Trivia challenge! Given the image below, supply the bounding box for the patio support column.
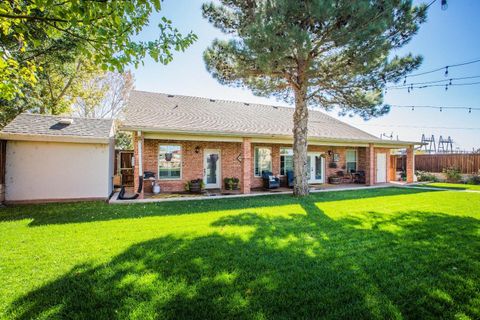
[366,143,375,186]
[133,131,145,199]
[406,145,415,183]
[241,138,252,194]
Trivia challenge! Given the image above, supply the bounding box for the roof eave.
[0,132,111,144]
[119,125,421,147]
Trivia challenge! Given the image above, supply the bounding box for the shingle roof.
[1,114,114,141]
[123,90,382,142]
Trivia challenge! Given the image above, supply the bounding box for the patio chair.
[286,170,294,188]
[353,170,366,184]
[262,171,280,189]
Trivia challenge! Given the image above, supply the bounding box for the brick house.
[121,90,417,197]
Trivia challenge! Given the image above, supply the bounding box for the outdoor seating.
[353,170,366,184]
[286,170,294,188]
[262,170,280,189]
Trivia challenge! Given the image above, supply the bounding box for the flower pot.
[329,176,342,184]
[190,180,202,193]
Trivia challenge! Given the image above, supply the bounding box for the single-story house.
[121,90,418,198]
[0,114,115,203]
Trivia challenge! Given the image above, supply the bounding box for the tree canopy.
[0,0,197,101]
[203,0,427,195]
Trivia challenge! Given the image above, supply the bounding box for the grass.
[0,187,479,319]
[420,182,480,191]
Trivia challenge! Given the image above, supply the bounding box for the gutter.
[0,132,111,144]
[119,125,422,147]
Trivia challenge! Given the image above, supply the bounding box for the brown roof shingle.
[122,90,381,142]
[1,114,114,140]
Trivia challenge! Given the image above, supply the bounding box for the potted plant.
[328,174,342,184]
[185,179,205,193]
[328,162,337,169]
[232,177,239,190]
[224,177,240,190]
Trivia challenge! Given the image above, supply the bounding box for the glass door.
[307,153,324,184]
[203,149,221,189]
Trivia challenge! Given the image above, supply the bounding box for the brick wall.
[142,139,242,193]
[139,139,377,193]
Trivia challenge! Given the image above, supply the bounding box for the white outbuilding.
[0,114,115,203]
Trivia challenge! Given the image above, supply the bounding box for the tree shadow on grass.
[0,187,438,227]
[6,203,479,319]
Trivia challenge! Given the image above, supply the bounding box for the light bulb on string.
[444,66,449,77]
[441,0,448,10]
[469,108,472,113]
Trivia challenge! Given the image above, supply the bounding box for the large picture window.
[254,147,272,176]
[158,145,182,179]
[346,150,357,173]
[280,148,293,175]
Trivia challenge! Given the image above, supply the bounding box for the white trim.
[345,149,358,173]
[376,153,387,183]
[254,146,272,177]
[307,152,325,184]
[123,127,421,147]
[157,144,182,180]
[0,132,110,144]
[203,149,221,189]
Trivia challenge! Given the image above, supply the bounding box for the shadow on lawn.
[0,187,438,227]
[6,202,479,319]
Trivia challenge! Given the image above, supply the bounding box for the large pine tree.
[202,0,427,196]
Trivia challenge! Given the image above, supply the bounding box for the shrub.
[416,171,439,182]
[443,167,462,183]
[467,171,480,185]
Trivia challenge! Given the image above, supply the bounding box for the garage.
[0,114,115,203]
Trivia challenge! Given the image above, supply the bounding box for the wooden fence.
[396,153,480,174]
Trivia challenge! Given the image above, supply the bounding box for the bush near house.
[443,167,462,183]
[416,171,439,182]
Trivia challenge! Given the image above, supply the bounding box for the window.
[346,150,357,173]
[280,148,294,175]
[254,147,272,176]
[158,145,182,179]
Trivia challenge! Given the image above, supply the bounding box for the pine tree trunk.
[292,86,309,196]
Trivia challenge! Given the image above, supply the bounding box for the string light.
[389,104,480,113]
[441,0,448,10]
[444,66,449,77]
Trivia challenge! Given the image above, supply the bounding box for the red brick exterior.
[136,138,393,193]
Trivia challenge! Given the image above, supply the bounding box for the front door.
[307,153,324,184]
[204,149,221,189]
[376,153,387,183]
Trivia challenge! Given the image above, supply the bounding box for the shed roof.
[0,114,114,144]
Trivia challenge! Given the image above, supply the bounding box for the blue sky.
[132,0,480,150]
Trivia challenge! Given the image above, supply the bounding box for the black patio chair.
[286,170,294,188]
[262,171,280,189]
[353,170,366,184]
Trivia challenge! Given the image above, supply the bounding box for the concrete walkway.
[109,183,408,204]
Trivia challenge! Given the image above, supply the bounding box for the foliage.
[443,166,462,183]
[72,71,134,119]
[224,177,240,190]
[0,0,197,101]
[416,171,439,182]
[115,131,133,150]
[467,171,480,185]
[0,188,479,319]
[184,179,205,192]
[202,0,427,195]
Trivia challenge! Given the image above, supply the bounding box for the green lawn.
[0,187,479,319]
[422,182,480,191]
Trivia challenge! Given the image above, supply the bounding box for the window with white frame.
[254,147,272,176]
[158,145,182,179]
[280,147,294,175]
[346,150,357,173]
